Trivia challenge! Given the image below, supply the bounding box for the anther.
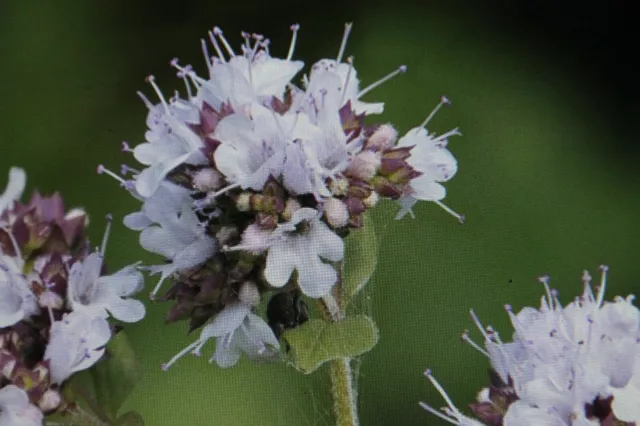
[213,27,235,57]
[207,30,226,62]
[421,95,452,128]
[100,214,113,256]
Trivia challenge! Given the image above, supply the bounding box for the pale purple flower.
[422,266,640,425]
[161,283,279,370]
[0,385,43,426]
[0,255,38,328]
[67,252,145,323]
[264,208,344,298]
[134,184,216,299]
[44,311,111,384]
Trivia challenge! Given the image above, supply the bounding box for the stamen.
[201,39,213,75]
[461,330,490,357]
[145,75,170,114]
[433,128,463,146]
[419,402,457,425]
[47,304,55,325]
[357,65,407,98]
[121,164,140,175]
[136,91,154,109]
[433,200,465,224]
[422,370,464,421]
[538,275,554,310]
[149,274,169,300]
[97,165,125,185]
[420,95,452,128]
[100,214,113,257]
[596,265,609,307]
[161,341,200,371]
[340,56,355,106]
[212,183,241,199]
[213,27,235,57]
[262,38,271,55]
[336,22,354,63]
[121,141,133,153]
[207,30,226,62]
[469,309,491,342]
[287,24,300,61]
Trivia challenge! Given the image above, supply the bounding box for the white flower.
[181,26,303,111]
[0,385,43,426]
[264,208,344,298]
[135,184,216,298]
[162,283,279,370]
[430,267,640,425]
[133,82,208,198]
[395,124,460,220]
[67,252,146,323]
[0,255,39,328]
[214,103,332,195]
[0,167,25,215]
[44,311,111,384]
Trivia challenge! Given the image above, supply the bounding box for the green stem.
[322,290,359,426]
[329,357,359,426]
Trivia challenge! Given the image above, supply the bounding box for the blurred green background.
[0,1,636,425]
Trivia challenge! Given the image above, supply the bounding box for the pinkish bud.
[347,151,381,181]
[193,168,223,192]
[282,198,301,221]
[324,198,349,228]
[366,124,397,151]
[38,290,64,310]
[38,389,62,412]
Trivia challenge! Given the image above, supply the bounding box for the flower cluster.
[101,23,461,369]
[421,267,640,425]
[0,168,145,425]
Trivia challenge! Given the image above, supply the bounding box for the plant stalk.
[322,289,359,426]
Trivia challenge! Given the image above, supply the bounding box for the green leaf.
[117,411,145,426]
[283,315,379,374]
[89,331,143,421]
[342,212,378,307]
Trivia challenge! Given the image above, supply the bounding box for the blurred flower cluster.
[102,23,461,370]
[0,168,145,425]
[422,267,640,425]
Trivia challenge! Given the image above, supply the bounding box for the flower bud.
[193,168,223,192]
[38,290,64,310]
[38,389,62,412]
[366,124,397,151]
[328,177,349,196]
[347,151,380,181]
[236,192,252,212]
[324,198,349,228]
[363,191,379,208]
[239,281,261,307]
[282,198,301,221]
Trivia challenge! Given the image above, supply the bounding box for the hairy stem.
[330,356,359,426]
[322,289,359,426]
